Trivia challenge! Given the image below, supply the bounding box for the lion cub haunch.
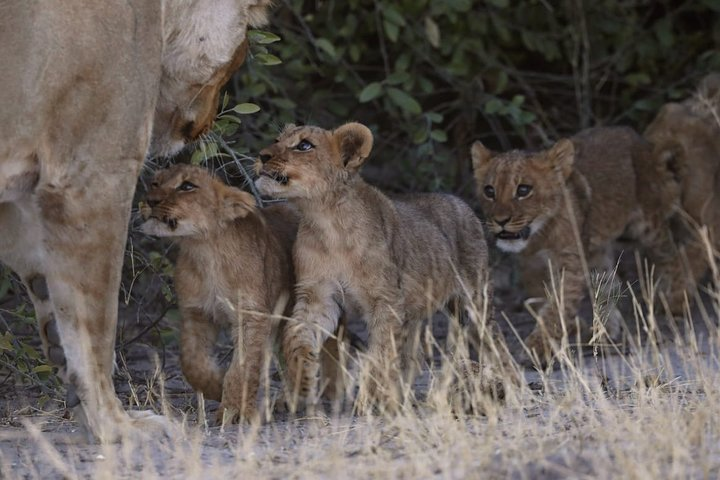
[141,164,298,422]
[644,73,720,312]
[472,127,675,362]
[256,122,511,410]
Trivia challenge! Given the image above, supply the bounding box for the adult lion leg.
[283,281,341,411]
[33,170,165,442]
[219,312,272,423]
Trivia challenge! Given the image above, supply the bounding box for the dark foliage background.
[1,0,718,397]
[226,0,720,196]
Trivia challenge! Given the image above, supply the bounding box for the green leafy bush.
[221,0,719,194]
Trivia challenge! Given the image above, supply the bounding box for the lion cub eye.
[483,185,495,200]
[294,139,314,152]
[150,181,159,188]
[516,184,532,198]
[177,181,198,192]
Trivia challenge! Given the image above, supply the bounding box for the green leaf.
[383,20,400,42]
[190,149,207,165]
[387,88,422,115]
[386,72,411,85]
[232,103,261,114]
[430,129,448,143]
[494,70,509,94]
[358,82,383,103]
[412,128,429,144]
[32,364,53,374]
[484,98,503,114]
[654,18,674,48]
[201,142,218,158]
[221,92,230,110]
[349,44,361,62]
[382,6,406,26]
[255,53,282,66]
[394,54,411,72]
[248,30,282,44]
[315,38,337,59]
[21,342,40,360]
[424,17,440,48]
[426,112,443,123]
[0,333,12,351]
[488,0,509,7]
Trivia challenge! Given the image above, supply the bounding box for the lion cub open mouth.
[496,227,531,241]
[260,170,288,185]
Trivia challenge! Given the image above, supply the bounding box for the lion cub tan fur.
[644,73,720,312]
[472,127,677,362]
[141,164,298,422]
[255,122,511,409]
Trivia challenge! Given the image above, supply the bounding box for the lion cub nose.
[147,198,160,208]
[496,217,511,227]
[259,153,272,164]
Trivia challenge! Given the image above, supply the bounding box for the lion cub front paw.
[521,328,557,368]
[216,403,259,425]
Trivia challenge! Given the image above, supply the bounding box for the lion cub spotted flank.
[472,127,677,363]
[140,164,298,422]
[256,122,513,410]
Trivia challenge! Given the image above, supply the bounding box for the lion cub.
[472,127,677,363]
[140,164,299,422]
[255,122,513,410]
[644,73,720,313]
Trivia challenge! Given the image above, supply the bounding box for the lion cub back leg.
[318,314,353,405]
[219,312,273,423]
[179,307,223,401]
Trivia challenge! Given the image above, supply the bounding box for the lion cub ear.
[333,122,374,170]
[547,138,575,179]
[220,186,256,221]
[470,141,494,173]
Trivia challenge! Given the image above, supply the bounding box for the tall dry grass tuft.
[4,229,720,477]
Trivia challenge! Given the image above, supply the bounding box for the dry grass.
[2,244,720,479]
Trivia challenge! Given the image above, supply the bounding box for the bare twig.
[211,132,265,208]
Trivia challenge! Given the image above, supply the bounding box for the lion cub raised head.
[140,164,256,237]
[471,139,575,253]
[254,123,373,199]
